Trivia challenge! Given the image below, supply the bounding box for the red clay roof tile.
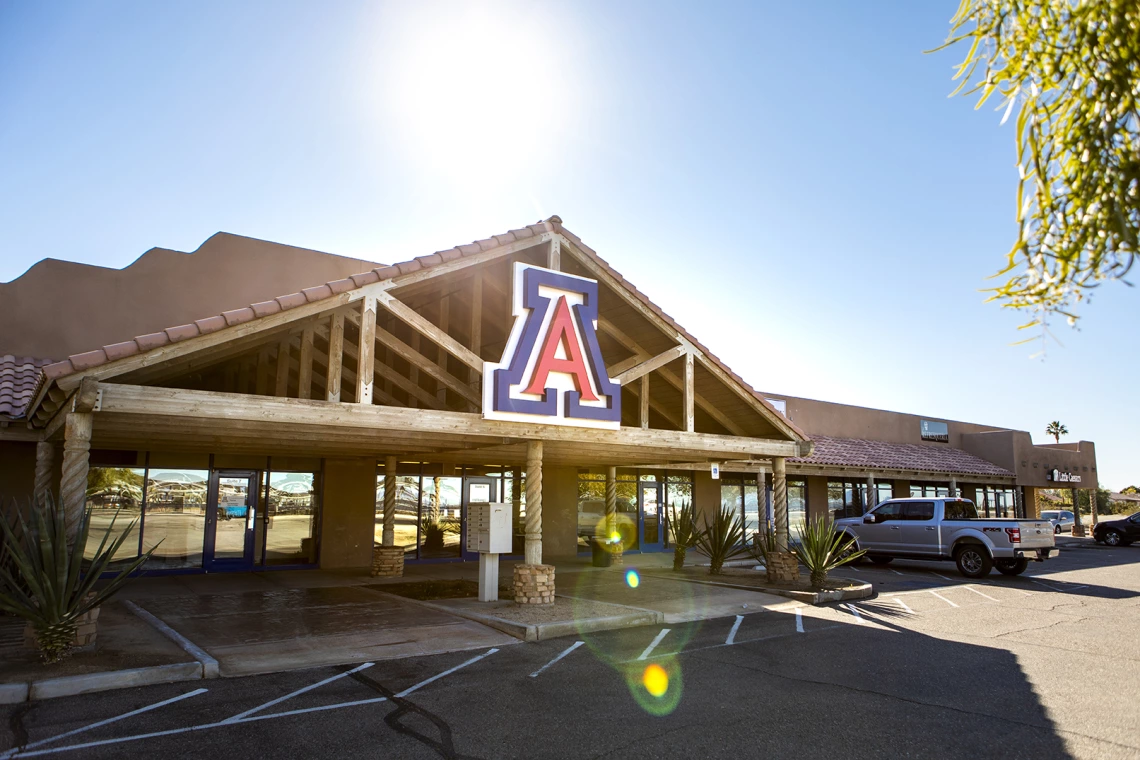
[350,271,379,287]
[165,324,200,343]
[135,332,170,351]
[302,285,333,303]
[327,278,355,295]
[68,349,108,371]
[103,341,140,361]
[0,356,53,419]
[273,293,306,311]
[415,253,443,268]
[375,265,401,279]
[790,435,1013,478]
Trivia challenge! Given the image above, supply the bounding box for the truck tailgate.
[1019,520,1055,548]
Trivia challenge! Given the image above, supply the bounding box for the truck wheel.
[954,544,992,578]
[868,556,893,565]
[1103,530,1123,547]
[994,558,1028,576]
[1053,525,1061,535]
[837,534,862,563]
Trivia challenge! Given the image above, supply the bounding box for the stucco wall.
[0,233,377,359]
[541,465,579,559]
[320,457,376,569]
[806,476,829,521]
[693,471,720,524]
[962,431,1099,489]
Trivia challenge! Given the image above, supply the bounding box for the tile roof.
[0,355,53,420]
[29,216,808,442]
[790,435,1014,478]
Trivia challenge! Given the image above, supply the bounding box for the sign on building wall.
[920,420,949,442]
[1048,469,1083,484]
[483,263,621,429]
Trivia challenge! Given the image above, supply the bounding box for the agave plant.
[693,503,747,575]
[0,498,155,663]
[792,516,865,589]
[749,524,784,566]
[667,500,702,571]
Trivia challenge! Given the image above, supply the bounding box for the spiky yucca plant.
[792,516,865,589]
[693,504,747,575]
[0,499,155,663]
[667,500,702,571]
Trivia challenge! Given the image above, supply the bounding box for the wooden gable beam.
[375,289,482,374]
[613,345,688,386]
[373,324,481,408]
[339,318,444,410]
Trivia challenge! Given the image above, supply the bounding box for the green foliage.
[667,500,702,571]
[692,503,747,575]
[1121,485,1139,495]
[792,516,866,590]
[1045,420,1068,443]
[0,499,155,663]
[938,0,1139,335]
[748,523,788,567]
[420,517,459,550]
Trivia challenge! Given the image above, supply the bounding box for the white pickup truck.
[834,497,1056,578]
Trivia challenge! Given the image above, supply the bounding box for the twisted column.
[524,440,543,565]
[1071,487,1085,536]
[772,456,787,550]
[34,441,55,508]
[605,466,617,538]
[1089,487,1099,527]
[60,413,92,543]
[382,456,396,546]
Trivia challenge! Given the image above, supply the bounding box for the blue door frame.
[203,470,258,572]
[638,481,666,552]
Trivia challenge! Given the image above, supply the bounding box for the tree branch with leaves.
[937,0,1139,341]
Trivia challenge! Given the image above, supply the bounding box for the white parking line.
[529,641,584,678]
[931,572,954,582]
[963,586,999,602]
[928,590,959,608]
[223,662,374,723]
[981,582,1031,596]
[395,648,499,697]
[893,597,914,614]
[0,688,208,758]
[795,608,804,633]
[890,569,904,576]
[842,603,864,624]
[637,629,672,660]
[725,615,744,645]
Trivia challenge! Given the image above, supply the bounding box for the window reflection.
[264,471,318,564]
[84,467,144,564]
[143,469,208,569]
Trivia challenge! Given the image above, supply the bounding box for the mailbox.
[466,502,512,554]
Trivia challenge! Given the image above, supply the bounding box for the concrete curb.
[125,600,220,678]
[368,589,663,642]
[1,662,204,704]
[643,572,873,605]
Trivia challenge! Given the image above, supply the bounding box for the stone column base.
[371,545,405,577]
[1072,523,1087,537]
[514,564,555,605]
[766,552,799,584]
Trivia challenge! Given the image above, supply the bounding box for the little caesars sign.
[483,263,621,429]
[1048,469,1083,484]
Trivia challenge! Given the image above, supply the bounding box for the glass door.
[638,481,665,552]
[204,470,258,571]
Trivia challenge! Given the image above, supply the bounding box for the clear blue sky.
[1,1,1135,488]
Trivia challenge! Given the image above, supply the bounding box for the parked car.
[1092,512,1140,547]
[834,497,1056,578]
[1041,510,1075,534]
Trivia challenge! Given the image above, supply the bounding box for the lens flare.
[642,664,668,697]
[625,569,640,588]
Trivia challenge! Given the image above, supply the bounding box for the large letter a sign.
[483,263,621,429]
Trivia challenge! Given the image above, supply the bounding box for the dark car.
[1092,512,1140,547]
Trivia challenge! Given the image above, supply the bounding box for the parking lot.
[2,544,1138,759]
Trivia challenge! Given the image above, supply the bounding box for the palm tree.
[1045,421,1069,444]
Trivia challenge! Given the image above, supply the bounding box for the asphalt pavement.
[2,544,1138,759]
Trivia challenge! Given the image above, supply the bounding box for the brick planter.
[24,604,100,651]
[513,564,555,605]
[371,544,405,577]
[766,552,799,584]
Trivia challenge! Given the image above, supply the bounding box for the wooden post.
[640,374,650,430]
[470,271,483,387]
[274,339,290,397]
[866,473,876,510]
[383,456,397,547]
[60,413,92,542]
[548,237,561,270]
[773,456,788,550]
[34,441,55,507]
[605,466,617,538]
[326,312,344,402]
[683,352,695,432]
[436,296,450,405]
[525,440,543,565]
[948,477,958,498]
[255,346,270,396]
[357,296,376,404]
[297,326,314,400]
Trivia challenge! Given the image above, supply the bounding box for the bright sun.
[375,3,577,179]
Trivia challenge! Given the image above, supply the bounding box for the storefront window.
[828,480,866,519]
[665,474,693,546]
[264,471,318,565]
[719,474,761,544]
[420,475,462,559]
[84,467,145,564]
[142,469,208,569]
[910,483,951,499]
[577,470,636,551]
[788,479,806,537]
[375,474,423,558]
